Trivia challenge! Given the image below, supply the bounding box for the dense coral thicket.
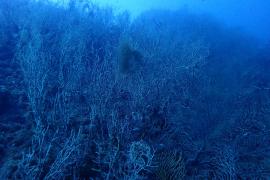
[0,0,270,179]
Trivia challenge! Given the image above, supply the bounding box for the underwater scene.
[0,0,270,179]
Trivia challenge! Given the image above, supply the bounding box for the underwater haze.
[95,0,270,42]
[0,0,270,179]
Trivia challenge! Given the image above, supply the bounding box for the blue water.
[0,0,269,179]
[97,0,270,42]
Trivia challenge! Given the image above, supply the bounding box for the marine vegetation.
[0,0,269,179]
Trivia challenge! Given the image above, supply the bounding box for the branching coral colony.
[0,0,269,179]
